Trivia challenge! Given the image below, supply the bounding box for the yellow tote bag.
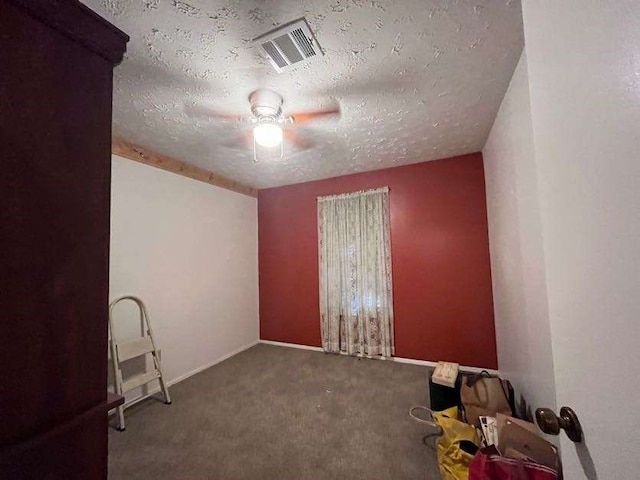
[433,406,479,480]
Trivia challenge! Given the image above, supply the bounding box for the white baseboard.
[259,339,498,375]
[166,339,261,386]
[391,356,498,375]
[111,339,260,413]
[260,339,324,352]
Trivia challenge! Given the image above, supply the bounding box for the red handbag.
[469,447,559,480]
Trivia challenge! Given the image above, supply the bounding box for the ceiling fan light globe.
[253,123,283,148]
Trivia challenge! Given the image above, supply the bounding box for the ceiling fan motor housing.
[249,89,284,118]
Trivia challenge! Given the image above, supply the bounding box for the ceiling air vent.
[254,18,323,73]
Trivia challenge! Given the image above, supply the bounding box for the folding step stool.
[108,295,171,431]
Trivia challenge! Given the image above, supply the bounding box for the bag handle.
[465,370,512,410]
[408,406,443,452]
[408,406,441,430]
[465,370,492,387]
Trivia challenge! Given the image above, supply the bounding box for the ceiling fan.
[189,88,340,161]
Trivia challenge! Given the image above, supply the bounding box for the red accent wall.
[258,153,497,369]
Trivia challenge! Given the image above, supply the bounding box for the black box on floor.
[429,374,462,411]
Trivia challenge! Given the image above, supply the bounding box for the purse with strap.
[460,370,513,426]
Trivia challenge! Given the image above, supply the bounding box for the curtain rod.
[317,186,389,202]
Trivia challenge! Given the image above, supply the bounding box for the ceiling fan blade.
[222,131,253,151]
[288,107,340,125]
[313,71,418,98]
[185,104,243,122]
[285,130,316,151]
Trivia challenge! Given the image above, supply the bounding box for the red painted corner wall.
[258,153,497,369]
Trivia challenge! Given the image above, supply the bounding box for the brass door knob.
[535,406,583,442]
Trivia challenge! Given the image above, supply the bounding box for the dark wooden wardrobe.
[0,1,128,478]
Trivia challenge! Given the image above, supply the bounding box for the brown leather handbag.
[460,371,513,426]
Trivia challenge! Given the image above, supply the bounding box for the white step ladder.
[108,295,171,431]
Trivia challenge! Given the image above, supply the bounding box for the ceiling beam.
[112,137,258,198]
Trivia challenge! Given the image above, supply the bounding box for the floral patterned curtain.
[317,187,394,357]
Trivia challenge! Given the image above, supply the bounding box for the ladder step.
[121,369,161,392]
[116,336,155,362]
[109,296,172,431]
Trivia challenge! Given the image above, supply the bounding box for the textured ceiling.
[82,0,523,189]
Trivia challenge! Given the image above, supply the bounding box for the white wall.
[109,156,259,402]
[489,2,640,477]
[483,51,556,421]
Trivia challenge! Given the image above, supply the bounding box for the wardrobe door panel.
[0,1,127,478]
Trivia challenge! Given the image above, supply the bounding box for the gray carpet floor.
[108,344,440,479]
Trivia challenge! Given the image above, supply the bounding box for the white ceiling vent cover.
[254,18,323,73]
